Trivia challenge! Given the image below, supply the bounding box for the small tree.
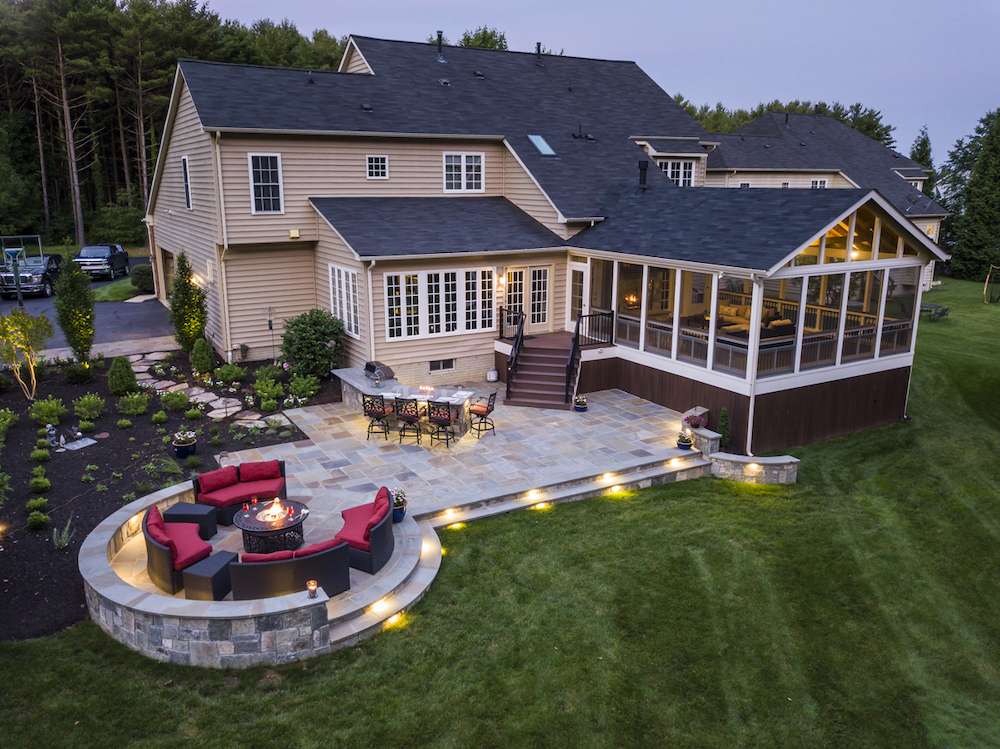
[107,356,139,395]
[190,337,215,374]
[909,125,937,197]
[168,253,207,352]
[281,308,345,378]
[54,261,95,363]
[0,308,53,400]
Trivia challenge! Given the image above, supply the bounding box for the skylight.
[528,134,556,156]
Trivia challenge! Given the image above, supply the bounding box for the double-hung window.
[329,264,360,339]
[180,156,193,209]
[658,159,694,187]
[530,268,549,324]
[443,152,484,192]
[385,267,495,340]
[367,155,388,179]
[811,179,828,189]
[248,153,283,213]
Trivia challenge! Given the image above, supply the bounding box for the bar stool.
[428,401,456,448]
[363,393,392,440]
[395,397,423,444]
[469,392,497,438]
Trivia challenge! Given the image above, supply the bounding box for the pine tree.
[938,110,1000,253]
[909,125,937,196]
[53,261,95,363]
[951,114,1000,279]
[168,253,207,352]
[458,26,508,50]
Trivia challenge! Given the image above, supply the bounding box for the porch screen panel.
[878,222,901,259]
[480,270,494,329]
[799,273,844,370]
[789,237,820,267]
[880,267,919,354]
[851,208,876,261]
[615,263,643,348]
[644,267,675,357]
[757,277,802,377]
[713,278,754,376]
[589,259,613,314]
[841,270,883,362]
[823,221,849,263]
[676,271,711,367]
[530,267,548,324]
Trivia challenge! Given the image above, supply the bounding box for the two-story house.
[146,35,948,454]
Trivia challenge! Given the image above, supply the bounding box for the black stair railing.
[577,311,615,347]
[503,308,527,399]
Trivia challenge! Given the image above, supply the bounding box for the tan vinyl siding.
[151,81,225,348]
[371,252,568,377]
[343,46,373,74]
[501,148,570,238]
[220,137,506,246]
[223,246,317,361]
[703,171,854,188]
[314,222,370,367]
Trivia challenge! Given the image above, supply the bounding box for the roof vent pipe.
[436,30,446,62]
[306,70,314,84]
[638,160,648,191]
[536,42,542,64]
[784,112,789,125]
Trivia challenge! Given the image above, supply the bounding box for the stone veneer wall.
[80,482,333,669]
[709,453,799,485]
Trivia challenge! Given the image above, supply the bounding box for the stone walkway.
[41,334,178,361]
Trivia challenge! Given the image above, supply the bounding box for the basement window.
[429,358,455,372]
[528,134,556,156]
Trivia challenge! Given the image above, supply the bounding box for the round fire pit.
[232,498,309,553]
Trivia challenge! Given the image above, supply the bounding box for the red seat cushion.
[470,403,490,415]
[241,549,294,563]
[374,487,390,513]
[198,465,239,494]
[146,511,175,554]
[364,501,389,540]
[239,460,281,482]
[294,537,343,559]
[334,524,370,552]
[341,502,374,523]
[199,478,286,507]
[163,522,211,570]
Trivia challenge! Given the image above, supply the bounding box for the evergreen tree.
[168,253,207,352]
[53,261,95,363]
[951,113,1000,279]
[938,109,1000,253]
[909,125,937,196]
[458,26,508,50]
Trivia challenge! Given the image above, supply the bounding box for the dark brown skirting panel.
[752,366,910,453]
[494,351,508,383]
[578,358,751,452]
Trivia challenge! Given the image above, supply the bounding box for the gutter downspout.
[213,131,235,361]
[366,260,377,362]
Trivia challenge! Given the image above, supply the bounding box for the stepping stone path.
[189,392,216,404]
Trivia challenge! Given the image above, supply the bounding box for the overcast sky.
[210,0,1000,161]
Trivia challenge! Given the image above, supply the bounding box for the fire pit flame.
[256,497,289,523]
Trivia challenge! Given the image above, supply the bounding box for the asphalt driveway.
[0,259,173,350]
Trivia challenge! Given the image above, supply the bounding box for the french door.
[505,265,551,333]
[567,258,589,330]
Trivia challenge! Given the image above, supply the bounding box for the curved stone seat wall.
[79,483,332,668]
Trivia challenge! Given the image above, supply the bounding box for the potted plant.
[172,429,198,458]
[676,432,693,450]
[574,396,588,412]
[391,487,407,523]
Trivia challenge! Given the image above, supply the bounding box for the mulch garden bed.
[0,352,340,641]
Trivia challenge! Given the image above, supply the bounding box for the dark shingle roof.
[707,113,946,217]
[642,138,707,155]
[309,196,563,257]
[179,36,706,219]
[570,181,870,271]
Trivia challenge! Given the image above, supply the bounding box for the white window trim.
[811,179,828,189]
[429,358,456,373]
[247,152,284,215]
[328,263,361,340]
[383,266,496,342]
[657,159,695,187]
[739,181,751,189]
[366,154,389,180]
[442,152,486,193]
[180,155,193,210]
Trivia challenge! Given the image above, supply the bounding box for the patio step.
[504,396,573,410]
[518,349,568,364]
[415,449,712,526]
[516,364,565,381]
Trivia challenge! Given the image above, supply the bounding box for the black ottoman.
[164,502,218,540]
[183,551,237,601]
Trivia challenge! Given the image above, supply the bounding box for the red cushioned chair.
[334,486,395,574]
[228,538,350,600]
[142,505,212,594]
[192,461,287,526]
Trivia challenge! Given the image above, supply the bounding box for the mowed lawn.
[2,279,999,748]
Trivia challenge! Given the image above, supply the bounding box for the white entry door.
[505,265,551,334]
[566,259,589,330]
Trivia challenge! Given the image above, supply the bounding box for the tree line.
[0,0,348,246]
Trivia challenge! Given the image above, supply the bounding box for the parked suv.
[72,244,130,280]
[0,254,63,298]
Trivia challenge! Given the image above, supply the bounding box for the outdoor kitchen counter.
[332,368,476,436]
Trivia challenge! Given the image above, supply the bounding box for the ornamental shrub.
[160,390,190,412]
[116,418,133,429]
[168,253,207,352]
[214,362,246,384]
[260,398,278,413]
[718,407,731,449]
[190,338,215,374]
[0,407,17,448]
[117,392,150,416]
[253,377,284,401]
[289,373,320,399]
[30,476,51,493]
[30,448,50,462]
[184,407,202,420]
[35,438,49,449]
[79,420,95,432]
[54,262,95,363]
[29,396,67,425]
[27,510,50,530]
[130,263,155,293]
[64,362,94,384]
[151,410,168,425]
[73,393,106,421]
[26,497,48,512]
[107,356,138,395]
[254,363,284,383]
[280,308,345,378]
